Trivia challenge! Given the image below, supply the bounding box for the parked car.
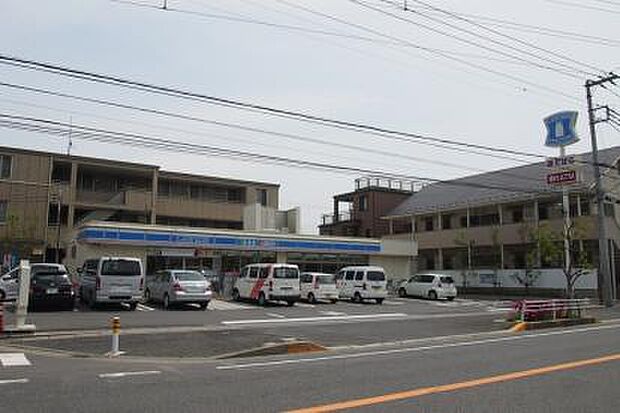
[29,264,75,310]
[79,257,144,310]
[0,267,19,301]
[145,269,212,310]
[336,266,388,304]
[232,263,300,306]
[300,272,339,304]
[199,269,220,294]
[398,273,457,301]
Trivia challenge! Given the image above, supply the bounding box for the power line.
[393,0,606,75]
[0,113,563,196]
[268,1,581,102]
[358,0,597,78]
[544,0,620,15]
[0,54,556,160]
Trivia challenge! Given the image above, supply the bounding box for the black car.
[29,264,75,310]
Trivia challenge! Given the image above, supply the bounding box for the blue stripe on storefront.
[78,228,381,254]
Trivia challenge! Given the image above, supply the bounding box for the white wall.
[369,256,411,281]
[439,269,598,290]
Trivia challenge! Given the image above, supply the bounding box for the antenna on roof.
[66,116,73,156]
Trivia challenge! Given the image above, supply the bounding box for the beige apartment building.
[383,147,620,295]
[0,145,280,267]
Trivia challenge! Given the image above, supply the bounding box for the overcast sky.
[1,0,619,232]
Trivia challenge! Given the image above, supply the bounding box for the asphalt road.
[1,321,620,412]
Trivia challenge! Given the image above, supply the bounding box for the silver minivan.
[145,269,212,310]
[79,257,144,310]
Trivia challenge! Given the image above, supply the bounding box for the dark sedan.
[29,264,75,310]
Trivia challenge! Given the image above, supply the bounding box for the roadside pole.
[585,76,617,307]
[560,146,571,281]
[14,260,36,332]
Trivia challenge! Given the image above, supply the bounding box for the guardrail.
[513,298,591,322]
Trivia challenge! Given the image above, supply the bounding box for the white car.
[300,272,339,304]
[0,267,19,301]
[398,273,457,301]
[79,257,144,310]
[336,266,388,304]
[232,263,300,306]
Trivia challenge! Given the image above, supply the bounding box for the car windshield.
[273,267,299,279]
[174,272,204,281]
[440,276,455,284]
[316,275,335,284]
[367,271,386,281]
[101,259,141,276]
[32,265,67,276]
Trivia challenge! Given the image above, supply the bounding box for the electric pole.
[585,73,619,307]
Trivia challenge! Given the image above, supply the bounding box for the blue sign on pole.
[544,111,579,147]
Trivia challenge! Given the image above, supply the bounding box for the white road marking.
[266,313,286,319]
[383,300,405,306]
[320,311,347,316]
[0,353,31,367]
[136,303,155,312]
[209,299,256,311]
[99,370,162,379]
[217,323,620,370]
[295,302,315,308]
[0,379,29,385]
[221,313,407,326]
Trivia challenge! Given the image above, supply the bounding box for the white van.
[79,257,144,310]
[232,263,300,306]
[300,272,339,304]
[336,266,388,304]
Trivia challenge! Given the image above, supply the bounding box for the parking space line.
[0,353,31,367]
[98,370,162,379]
[221,313,407,326]
[0,378,29,385]
[266,313,286,319]
[136,303,156,311]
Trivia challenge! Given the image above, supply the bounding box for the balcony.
[75,189,153,211]
[321,211,354,226]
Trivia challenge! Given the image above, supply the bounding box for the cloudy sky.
[1,0,619,232]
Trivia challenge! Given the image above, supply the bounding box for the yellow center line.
[285,353,620,413]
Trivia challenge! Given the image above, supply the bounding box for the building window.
[257,189,268,206]
[441,214,452,230]
[0,155,11,179]
[469,213,499,227]
[511,208,523,223]
[0,200,7,223]
[424,217,434,231]
[538,203,550,220]
[358,195,367,211]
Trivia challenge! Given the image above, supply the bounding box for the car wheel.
[398,288,407,298]
[232,289,240,302]
[447,296,455,301]
[128,302,138,311]
[307,293,316,304]
[199,302,209,310]
[330,299,338,304]
[428,290,438,301]
[144,288,151,303]
[354,292,362,303]
[0,289,5,301]
[376,298,384,305]
[257,292,267,306]
[286,300,295,307]
[163,294,171,310]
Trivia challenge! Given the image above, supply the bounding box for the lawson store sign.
[77,227,382,255]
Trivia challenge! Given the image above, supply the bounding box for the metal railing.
[513,298,591,322]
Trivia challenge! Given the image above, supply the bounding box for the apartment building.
[0,146,279,266]
[319,177,417,238]
[383,147,620,295]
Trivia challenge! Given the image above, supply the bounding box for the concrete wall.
[369,255,411,281]
[439,268,597,290]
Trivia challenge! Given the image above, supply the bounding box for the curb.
[509,317,597,332]
[217,341,327,359]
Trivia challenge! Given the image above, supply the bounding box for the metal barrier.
[514,298,591,322]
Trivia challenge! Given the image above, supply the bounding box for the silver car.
[0,267,20,301]
[145,270,212,310]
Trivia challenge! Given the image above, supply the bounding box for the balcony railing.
[321,211,353,225]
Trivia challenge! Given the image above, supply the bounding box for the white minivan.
[300,272,339,304]
[232,263,300,306]
[79,257,144,310]
[336,266,388,304]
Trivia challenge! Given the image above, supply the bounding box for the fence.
[513,298,591,322]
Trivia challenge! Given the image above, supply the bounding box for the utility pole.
[55,187,62,264]
[585,73,619,307]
